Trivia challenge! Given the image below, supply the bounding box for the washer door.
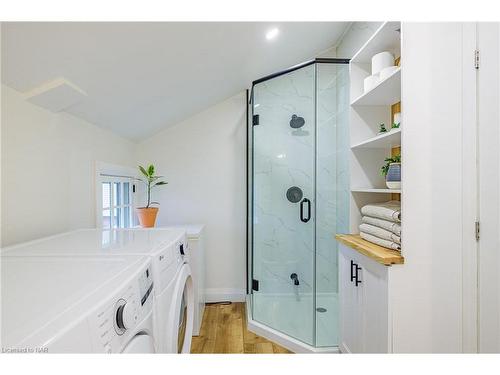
[169,264,194,353]
[122,334,155,353]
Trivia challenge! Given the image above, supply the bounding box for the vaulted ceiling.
[2,22,349,141]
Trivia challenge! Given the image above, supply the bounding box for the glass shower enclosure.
[247,58,349,348]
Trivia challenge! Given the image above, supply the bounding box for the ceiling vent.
[24,78,87,113]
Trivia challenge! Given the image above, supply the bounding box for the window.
[100,177,135,229]
[95,162,138,229]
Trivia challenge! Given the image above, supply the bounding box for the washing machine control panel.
[90,263,154,353]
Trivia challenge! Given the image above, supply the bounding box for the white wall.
[1,85,136,246]
[136,92,247,301]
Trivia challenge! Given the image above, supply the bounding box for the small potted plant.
[379,123,388,134]
[381,154,401,189]
[136,164,167,228]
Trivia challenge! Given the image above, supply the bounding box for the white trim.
[461,22,479,353]
[95,161,137,178]
[245,296,340,354]
[204,288,246,303]
[477,22,500,353]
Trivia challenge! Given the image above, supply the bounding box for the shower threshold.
[245,295,340,354]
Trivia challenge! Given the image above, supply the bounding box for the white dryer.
[2,228,194,354]
[161,224,205,336]
[1,255,154,353]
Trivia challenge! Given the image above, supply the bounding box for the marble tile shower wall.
[253,63,349,297]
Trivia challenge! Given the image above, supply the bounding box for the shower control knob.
[290,114,305,129]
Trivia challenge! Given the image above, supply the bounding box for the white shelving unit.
[348,21,402,232]
[351,128,401,149]
[338,22,404,354]
[351,188,401,194]
[351,67,401,106]
[350,21,401,64]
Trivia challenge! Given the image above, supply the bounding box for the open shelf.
[336,234,404,266]
[351,67,401,106]
[348,21,402,244]
[351,22,401,64]
[351,128,401,149]
[351,188,401,194]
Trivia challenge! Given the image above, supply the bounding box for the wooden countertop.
[335,234,404,266]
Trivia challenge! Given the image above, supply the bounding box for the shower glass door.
[250,60,349,348]
[252,64,316,345]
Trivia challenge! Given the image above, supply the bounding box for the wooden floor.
[190,302,292,354]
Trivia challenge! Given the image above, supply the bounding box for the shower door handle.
[300,198,311,223]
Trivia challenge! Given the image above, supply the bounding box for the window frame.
[95,162,138,229]
[100,177,135,229]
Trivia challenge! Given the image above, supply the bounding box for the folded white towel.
[361,216,401,236]
[359,223,401,244]
[361,200,401,223]
[360,231,401,251]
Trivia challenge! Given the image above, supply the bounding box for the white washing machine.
[2,228,194,353]
[1,255,154,353]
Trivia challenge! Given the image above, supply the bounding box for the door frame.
[477,22,500,353]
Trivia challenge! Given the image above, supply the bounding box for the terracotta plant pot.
[136,207,159,228]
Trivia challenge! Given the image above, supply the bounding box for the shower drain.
[316,307,327,313]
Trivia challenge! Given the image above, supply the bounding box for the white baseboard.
[204,288,246,303]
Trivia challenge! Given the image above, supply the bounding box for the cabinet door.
[339,244,390,353]
[356,257,389,353]
[339,245,362,353]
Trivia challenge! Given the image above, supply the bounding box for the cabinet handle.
[354,264,362,287]
[350,260,356,282]
[350,260,362,286]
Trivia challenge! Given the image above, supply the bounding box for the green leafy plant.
[137,164,168,208]
[391,122,400,129]
[380,155,401,176]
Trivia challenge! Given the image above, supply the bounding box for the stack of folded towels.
[359,200,401,251]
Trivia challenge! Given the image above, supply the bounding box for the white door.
[478,22,500,353]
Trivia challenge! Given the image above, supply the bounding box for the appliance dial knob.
[116,301,136,330]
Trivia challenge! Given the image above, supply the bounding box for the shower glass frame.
[247,58,350,348]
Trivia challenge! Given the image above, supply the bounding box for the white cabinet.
[339,244,390,353]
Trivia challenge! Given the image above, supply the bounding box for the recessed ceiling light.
[266,28,280,41]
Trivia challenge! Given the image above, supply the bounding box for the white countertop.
[1,228,186,257]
